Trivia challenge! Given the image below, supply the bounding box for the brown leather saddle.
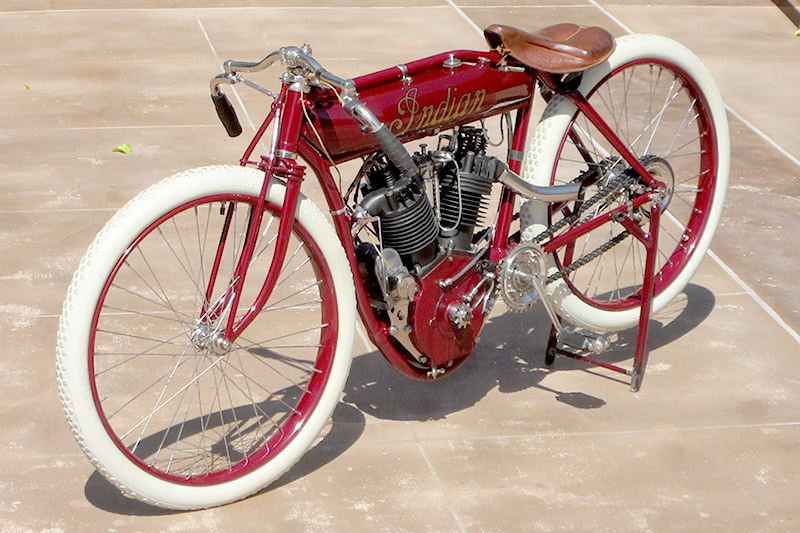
[484,23,615,74]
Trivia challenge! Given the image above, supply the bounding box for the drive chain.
[545,230,631,285]
[531,172,633,244]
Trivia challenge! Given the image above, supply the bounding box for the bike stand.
[545,202,662,393]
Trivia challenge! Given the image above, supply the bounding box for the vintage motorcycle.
[56,23,729,509]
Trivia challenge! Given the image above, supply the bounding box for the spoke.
[251,216,278,265]
[597,79,635,151]
[220,355,308,415]
[166,216,202,298]
[663,150,706,159]
[104,349,194,422]
[123,355,225,442]
[132,248,196,330]
[260,279,323,311]
[221,357,293,430]
[237,323,328,349]
[95,328,189,349]
[95,332,192,378]
[557,157,605,168]
[622,65,634,139]
[231,335,325,388]
[643,75,680,155]
[237,335,319,373]
[219,359,246,469]
[107,282,195,325]
[259,298,323,313]
[665,133,704,158]
[278,251,311,284]
[675,167,709,186]
[99,348,186,401]
[153,355,203,472]
[611,236,636,301]
[665,100,699,156]
[100,305,191,326]
[232,348,271,448]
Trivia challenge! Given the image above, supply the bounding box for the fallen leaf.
[24,85,30,90]
[112,143,133,154]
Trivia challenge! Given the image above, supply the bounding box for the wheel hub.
[190,323,232,355]
[643,155,675,210]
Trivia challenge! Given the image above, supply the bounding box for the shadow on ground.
[342,283,715,419]
[83,403,366,516]
[83,283,713,514]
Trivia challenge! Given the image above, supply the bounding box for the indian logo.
[389,86,486,135]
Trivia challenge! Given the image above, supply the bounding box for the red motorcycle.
[56,23,729,509]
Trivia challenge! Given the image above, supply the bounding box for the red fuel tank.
[304,50,534,162]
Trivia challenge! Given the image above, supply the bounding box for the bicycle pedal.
[557,328,617,354]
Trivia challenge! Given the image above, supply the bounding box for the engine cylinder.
[360,168,439,268]
[437,127,499,250]
[438,153,496,231]
[381,186,439,259]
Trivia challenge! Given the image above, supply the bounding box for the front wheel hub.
[190,324,232,356]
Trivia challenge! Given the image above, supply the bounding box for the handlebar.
[210,45,356,98]
[208,45,416,178]
[209,45,358,138]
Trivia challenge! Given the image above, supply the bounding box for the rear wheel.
[521,34,729,331]
[57,166,355,509]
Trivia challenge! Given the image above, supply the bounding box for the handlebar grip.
[211,92,242,137]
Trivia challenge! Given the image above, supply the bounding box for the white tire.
[520,34,729,331]
[56,165,355,509]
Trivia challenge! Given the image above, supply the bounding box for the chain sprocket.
[498,242,548,312]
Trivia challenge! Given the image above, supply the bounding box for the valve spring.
[454,126,487,161]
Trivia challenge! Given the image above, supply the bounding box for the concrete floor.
[2,1,800,531]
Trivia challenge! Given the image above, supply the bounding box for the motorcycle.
[56,23,729,509]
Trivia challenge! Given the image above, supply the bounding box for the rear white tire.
[521,34,729,331]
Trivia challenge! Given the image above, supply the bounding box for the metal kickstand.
[545,200,663,392]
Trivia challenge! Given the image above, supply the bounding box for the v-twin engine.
[354,126,506,374]
[357,126,504,270]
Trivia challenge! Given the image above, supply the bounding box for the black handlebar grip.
[211,92,243,137]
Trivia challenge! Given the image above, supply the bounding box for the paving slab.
[1,2,798,531]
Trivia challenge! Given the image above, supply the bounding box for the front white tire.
[57,165,355,509]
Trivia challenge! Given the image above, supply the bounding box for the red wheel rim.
[88,195,339,485]
[550,58,719,311]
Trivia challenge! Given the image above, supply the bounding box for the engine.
[353,126,506,374]
[357,126,503,270]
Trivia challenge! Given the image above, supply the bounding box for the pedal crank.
[557,328,618,355]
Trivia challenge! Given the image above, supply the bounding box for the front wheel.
[56,165,355,509]
[521,34,729,331]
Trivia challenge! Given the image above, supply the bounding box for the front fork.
[202,84,307,344]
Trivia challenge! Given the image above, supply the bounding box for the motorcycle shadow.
[83,401,367,515]
[83,284,713,514]
[342,283,715,420]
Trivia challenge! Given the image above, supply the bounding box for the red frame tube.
[567,90,664,190]
[221,88,309,341]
